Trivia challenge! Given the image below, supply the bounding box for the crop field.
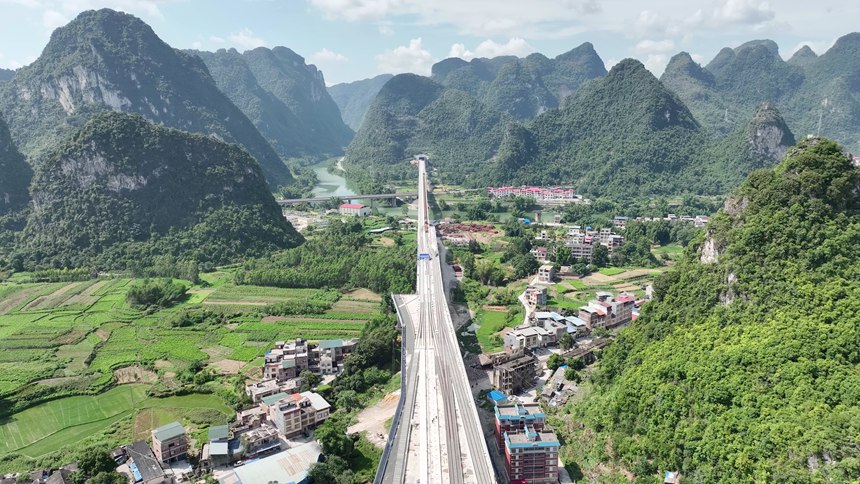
[0,384,232,458]
[0,272,383,462]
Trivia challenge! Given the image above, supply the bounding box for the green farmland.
[0,384,233,458]
[0,272,383,469]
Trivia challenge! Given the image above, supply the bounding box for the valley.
[0,4,859,484]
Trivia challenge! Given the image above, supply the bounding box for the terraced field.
[0,384,232,458]
[0,272,383,463]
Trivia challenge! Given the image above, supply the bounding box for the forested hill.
[18,112,302,271]
[192,47,353,162]
[343,73,509,192]
[431,42,607,120]
[328,74,393,131]
[570,138,860,482]
[661,33,860,152]
[0,8,294,187]
[485,59,710,197]
[0,114,31,216]
[703,102,797,192]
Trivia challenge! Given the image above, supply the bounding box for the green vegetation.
[0,8,293,187]
[192,47,353,163]
[15,112,302,271]
[0,114,30,217]
[0,384,231,459]
[327,74,394,131]
[474,309,512,353]
[126,279,187,308]
[236,219,415,295]
[562,139,860,481]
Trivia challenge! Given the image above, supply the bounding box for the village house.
[529,246,549,262]
[263,338,357,381]
[263,391,331,438]
[503,427,561,484]
[503,326,549,353]
[492,351,539,395]
[493,402,546,449]
[150,421,188,464]
[338,203,371,217]
[537,264,555,284]
[577,292,635,329]
[524,285,546,307]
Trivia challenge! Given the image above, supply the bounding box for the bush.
[126,279,186,308]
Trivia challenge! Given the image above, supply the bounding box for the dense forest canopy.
[568,138,860,482]
[16,112,301,271]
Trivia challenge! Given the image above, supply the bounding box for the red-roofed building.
[577,292,634,329]
[339,203,371,217]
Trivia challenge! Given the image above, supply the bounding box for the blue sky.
[0,0,857,85]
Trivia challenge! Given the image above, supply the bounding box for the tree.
[547,353,564,372]
[511,254,539,279]
[308,455,354,484]
[555,245,573,266]
[467,239,482,254]
[315,413,353,458]
[592,244,609,267]
[564,367,579,382]
[76,448,116,478]
[335,390,360,412]
[558,332,574,350]
[438,199,449,211]
[88,472,127,484]
[300,370,322,391]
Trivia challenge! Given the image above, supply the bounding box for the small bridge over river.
[277,192,419,206]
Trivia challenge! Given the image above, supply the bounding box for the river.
[310,159,356,197]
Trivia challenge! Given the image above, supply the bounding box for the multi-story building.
[537,265,554,284]
[239,424,281,456]
[503,326,549,353]
[577,292,635,329]
[151,421,188,463]
[503,426,561,484]
[566,241,594,262]
[524,285,546,307]
[529,246,549,262]
[493,352,539,395]
[494,403,546,449]
[263,338,357,381]
[339,203,371,217]
[264,391,331,438]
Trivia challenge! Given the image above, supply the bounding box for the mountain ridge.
[0,8,294,187]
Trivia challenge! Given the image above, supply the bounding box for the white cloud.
[378,23,395,36]
[310,48,348,63]
[309,0,401,21]
[228,29,267,50]
[190,40,202,49]
[604,57,620,71]
[307,0,602,37]
[691,53,705,63]
[712,0,775,25]
[41,9,68,30]
[634,39,675,54]
[209,35,225,44]
[632,39,677,74]
[447,37,535,60]
[789,39,836,56]
[375,37,433,75]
